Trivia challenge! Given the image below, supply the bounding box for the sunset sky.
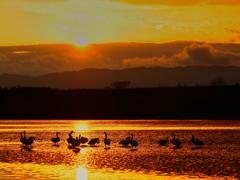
[1,0,240,46]
[1,0,240,76]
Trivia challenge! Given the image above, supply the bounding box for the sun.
[75,37,89,46]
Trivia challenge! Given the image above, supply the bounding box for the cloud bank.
[1,42,240,76]
[123,43,240,67]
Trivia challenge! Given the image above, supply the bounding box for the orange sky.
[1,0,240,46]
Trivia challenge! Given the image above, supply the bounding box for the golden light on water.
[75,124,88,131]
[0,163,235,180]
[1,122,240,131]
[0,120,240,180]
[76,167,88,180]
[76,126,88,131]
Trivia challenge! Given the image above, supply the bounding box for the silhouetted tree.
[210,77,228,86]
[107,81,131,89]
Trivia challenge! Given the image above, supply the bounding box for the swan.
[158,136,169,146]
[130,133,138,150]
[21,131,28,145]
[119,136,130,146]
[24,137,35,148]
[171,133,181,147]
[20,132,23,143]
[191,135,204,147]
[23,131,26,139]
[72,135,81,148]
[51,132,60,145]
[88,138,100,146]
[104,132,110,148]
[67,131,74,145]
[80,136,88,144]
[20,132,26,144]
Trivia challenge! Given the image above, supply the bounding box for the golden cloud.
[123,43,240,67]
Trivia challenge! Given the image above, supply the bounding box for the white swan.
[119,136,130,146]
[130,133,138,150]
[51,132,60,145]
[191,135,204,147]
[104,132,110,148]
[171,133,181,147]
[158,136,169,146]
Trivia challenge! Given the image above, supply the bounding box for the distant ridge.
[1,42,240,76]
[0,66,240,89]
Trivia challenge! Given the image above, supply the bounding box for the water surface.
[0,120,239,179]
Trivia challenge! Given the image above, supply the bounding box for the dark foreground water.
[0,120,239,180]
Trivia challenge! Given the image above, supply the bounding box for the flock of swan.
[20,131,204,150]
[158,133,204,147]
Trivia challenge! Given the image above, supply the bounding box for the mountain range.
[1,41,240,76]
[0,66,240,89]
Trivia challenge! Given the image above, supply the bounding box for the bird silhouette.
[20,132,26,145]
[88,138,100,146]
[171,133,181,147]
[67,131,74,146]
[51,132,60,145]
[23,131,26,139]
[130,133,138,150]
[80,135,88,144]
[22,131,35,147]
[158,136,169,146]
[191,135,204,147]
[24,137,35,148]
[104,132,110,148]
[72,135,81,148]
[119,136,130,146]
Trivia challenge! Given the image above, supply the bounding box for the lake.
[0,120,239,180]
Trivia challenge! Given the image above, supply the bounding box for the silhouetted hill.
[0,66,240,89]
[0,74,34,87]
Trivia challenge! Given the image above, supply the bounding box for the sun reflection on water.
[76,167,87,180]
[0,162,237,180]
[73,121,89,131]
[76,126,88,131]
[1,120,240,132]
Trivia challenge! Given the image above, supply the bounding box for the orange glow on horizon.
[11,51,32,54]
[75,37,89,47]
